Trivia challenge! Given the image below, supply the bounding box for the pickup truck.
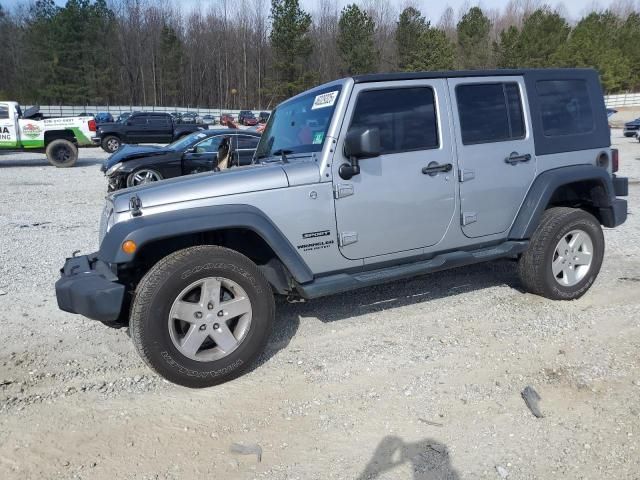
[0,101,96,167]
[95,111,206,153]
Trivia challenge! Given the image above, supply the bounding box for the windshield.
[255,85,341,159]
[168,131,209,150]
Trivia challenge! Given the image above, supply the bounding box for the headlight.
[105,162,123,176]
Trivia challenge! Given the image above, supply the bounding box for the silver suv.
[56,69,628,388]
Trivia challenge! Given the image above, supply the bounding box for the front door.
[0,103,18,148]
[182,135,223,174]
[333,80,457,260]
[447,77,537,238]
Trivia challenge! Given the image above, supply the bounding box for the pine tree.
[160,25,184,105]
[337,4,377,75]
[618,12,640,90]
[396,7,427,71]
[269,0,313,101]
[496,9,569,68]
[456,7,492,69]
[557,12,631,92]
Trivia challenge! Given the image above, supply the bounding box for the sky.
[0,0,633,22]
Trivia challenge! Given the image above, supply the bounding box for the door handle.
[422,162,453,176]
[505,152,532,165]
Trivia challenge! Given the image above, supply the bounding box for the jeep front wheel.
[101,135,121,153]
[518,207,604,300]
[46,139,78,168]
[129,246,275,388]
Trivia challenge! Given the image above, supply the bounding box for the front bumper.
[55,254,125,322]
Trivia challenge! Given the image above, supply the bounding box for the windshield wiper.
[272,149,293,163]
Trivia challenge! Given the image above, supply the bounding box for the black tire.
[45,139,78,168]
[101,135,121,153]
[129,246,275,388]
[518,207,604,300]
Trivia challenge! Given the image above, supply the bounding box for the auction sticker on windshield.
[312,91,339,110]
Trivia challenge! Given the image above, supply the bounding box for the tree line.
[0,0,639,110]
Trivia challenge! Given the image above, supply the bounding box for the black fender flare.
[509,164,620,239]
[97,204,314,284]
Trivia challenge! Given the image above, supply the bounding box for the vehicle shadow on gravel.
[288,259,521,324]
[0,157,104,168]
[251,260,520,371]
[357,435,460,479]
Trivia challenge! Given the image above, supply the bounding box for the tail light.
[612,148,619,173]
[88,119,97,132]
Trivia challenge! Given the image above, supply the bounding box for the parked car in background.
[181,112,202,124]
[258,111,270,123]
[169,112,182,123]
[623,117,640,137]
[202,114,216,124]
[238,110,258,126]
[220,113,234,126]
[94,112,114,125]
[95,111,205,153]
[101,130,261,190]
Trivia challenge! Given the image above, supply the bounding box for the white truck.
[0,101,97,167]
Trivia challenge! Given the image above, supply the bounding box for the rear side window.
[349,87,439,154]
[536,80,594,136]
[130,116,147,125]
[237,136,260,149]
[0,105,9,119]
[148,115,170,126]
[456,82,525,145]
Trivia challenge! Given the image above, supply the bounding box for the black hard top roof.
[352,68,598,84]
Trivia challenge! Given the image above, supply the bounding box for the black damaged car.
[101,130,261,191]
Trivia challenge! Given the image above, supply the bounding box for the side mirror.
[185,146,196,154]
[340,127,380,180]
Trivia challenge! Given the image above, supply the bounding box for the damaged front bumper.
[55,254,125,322]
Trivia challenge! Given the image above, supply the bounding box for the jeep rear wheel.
[46,139,78,168]
[518,207,604,300]
[129,246,275,388]
[101,135,121,153]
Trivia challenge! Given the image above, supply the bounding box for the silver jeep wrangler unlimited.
[56,69,628,388]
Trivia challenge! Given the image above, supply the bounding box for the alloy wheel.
[551,229,594,287]
[168,277,253,362]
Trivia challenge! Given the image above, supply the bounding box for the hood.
[110,160,320,213]
[625,118,640,126]
[101,144,168,172]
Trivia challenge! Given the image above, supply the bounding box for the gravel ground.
[0,131,639,480]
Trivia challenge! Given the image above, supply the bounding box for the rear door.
[127,114,149,143]
[147,114,173,143]
[447,77,536,238]
[0,103,18,148]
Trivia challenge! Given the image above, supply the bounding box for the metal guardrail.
[28,105,269,118]
[604,93,640,108]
